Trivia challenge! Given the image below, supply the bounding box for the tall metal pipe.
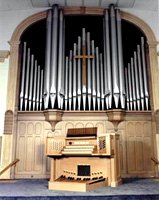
[20,42,27,111]
[61,16,65,109]
[141,37,149,110]
[24,48,31,111]
[110,4,119,108]
[40,69,44,110]
[100,53,104,110]
[33,60,37,111]
[57,9,64,109]
[77,36,82,110]
[68,50,73,110]
[125,68,130,110]
[28,54,34,111]
[116,8,125,109]
[91,40,96,110]
[96,47,100,110]
[103,14,108,109]
[44,9,52,109]
[134,51,140,110]
[50,4,59,109]
[73,43,77,110]
[130,57,137,110]
[36,65,41,110]
[128,63,133,110]
[137,45,144,110]
[64,57,69,110]
[87,32,92,110]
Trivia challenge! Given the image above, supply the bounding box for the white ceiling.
[0,0,158,11]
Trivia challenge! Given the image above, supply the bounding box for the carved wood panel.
[15,121,50,178]
[126,121,154,176]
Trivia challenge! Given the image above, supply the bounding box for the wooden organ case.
[46,127,121,192]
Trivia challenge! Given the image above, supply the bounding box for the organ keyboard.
[46,127,121,192]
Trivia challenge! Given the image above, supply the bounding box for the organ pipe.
[57,9,64,109]
[77,36,82,110]
[36,65,41,110]
[137,45,144,110]
[128,63,133,110]
[73,43,77,110]
[91,40,96,111]
[20,42,27,111]
[24,48,30,111]
[96,47,100,110]
[125,68,130,110]
[33,60,37,111]
[141,37,149,110]
[100,53,104,110]
[40,70,44,111]
[130,58,137,110]
[50,4,59,109]
[110,4,120,108]
[43,9,52,109]
[64,57,69,110]
[134,52,140,110]
[104,9,112,109]
[116,8,125,109]
[28,54,34,111]
[87,32,92,110]
[68,50,73,110]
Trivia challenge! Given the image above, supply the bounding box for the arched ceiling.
[0,0,157,11]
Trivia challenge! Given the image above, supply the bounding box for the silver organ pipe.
[82,28,86,110]
[73,43,77,110]
[57,9,64,109]
[91,40,96,110]
[68,50,73,110]
[44,9,52,109]
[20,42,27,111]
[137,45,144,110]
[24,48,30,111]
[40,70,44,111]
[110,4,120,108]
[61,17,65,109]
[87,32,92,110]
[19,5,150,112]
[77,36,82,110]
[33,60,37,111]
[96,47,101,110]
[50,4,59,109]
[141,37,149,110]
[104,9,112,109]
[125,68,130,110]
[116,8,125,109]
[127,63,133,110]
[36,65,41,110]
[28,54,34,111]
[100,53,104,110]
[134,52,140,110]
[64,57,69,110]
[130,57,137,110]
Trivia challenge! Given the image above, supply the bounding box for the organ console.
[46,127,121,192]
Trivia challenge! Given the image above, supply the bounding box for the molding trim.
[0,51,9,63]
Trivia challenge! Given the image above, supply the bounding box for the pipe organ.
[19,4,150,111]
[19,42,43,111]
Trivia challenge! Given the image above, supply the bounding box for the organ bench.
[46,127,121,192]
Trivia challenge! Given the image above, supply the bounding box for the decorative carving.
[3,110,13,135]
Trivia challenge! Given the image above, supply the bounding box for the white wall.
[0,58,9,136]
[0,8,47,50]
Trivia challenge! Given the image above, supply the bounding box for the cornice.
[0,50,10,63]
